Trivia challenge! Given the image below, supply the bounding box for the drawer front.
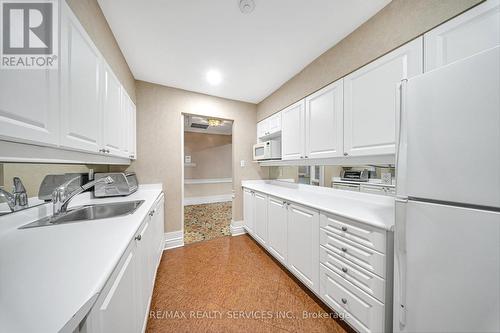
[320,246,385,303]
[320,264,384,333]
[320,212,386,253]
[320,229,385,278]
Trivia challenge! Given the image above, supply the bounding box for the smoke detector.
[239,0,255,14]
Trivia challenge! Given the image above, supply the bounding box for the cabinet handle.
[300,156,304,159]
[341,226,348,232]
[343,152,348,156]
[305,156,308,158]
[342,267,348,273]
[106,149,110,153]
[149,210,155,216]
[341,247,347,252]
[135,234,142,241]
[98,149,104,153]
[341,298,347,304]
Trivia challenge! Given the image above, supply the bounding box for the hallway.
[184,202,232,244]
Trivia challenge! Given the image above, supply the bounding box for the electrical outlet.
[240,160,245,167]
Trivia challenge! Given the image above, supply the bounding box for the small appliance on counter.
[253,140,281,161]
[340,169,369,182]
[38,173,90,201]
[94,172,138,197]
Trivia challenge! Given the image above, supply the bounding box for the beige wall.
[257,0,483,120]
[66,0,136,102]
[184,132,232,179]
[0,163,109,197]
[122,81,266,232]
[184,183,233,198]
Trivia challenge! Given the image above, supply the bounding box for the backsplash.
[0,163,111,198]
[266,165,395,188]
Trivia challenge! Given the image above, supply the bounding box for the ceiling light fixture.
[239,0,255,14]
[208,118,222,127]
[206,69,222,85]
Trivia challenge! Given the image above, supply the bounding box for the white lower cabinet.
[253,192,268,245]
[242,186,392,333]
[320,264,385,333]
[243,189,255,235]
[267,196,288,264]
[82,194,165,333]
[287,202,320,293]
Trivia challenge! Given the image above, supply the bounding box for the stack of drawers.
[318,212,392,333]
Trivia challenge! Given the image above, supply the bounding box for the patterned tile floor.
[147,235,353,333]
[184,202,232,244]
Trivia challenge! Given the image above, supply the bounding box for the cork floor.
[147,235,353,333]
[184,202,232,244]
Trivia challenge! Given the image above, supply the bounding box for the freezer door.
[394,200,500,333]
[404,46,500,208]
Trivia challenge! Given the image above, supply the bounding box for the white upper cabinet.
[60,3,102,153]
[424,0,500,72]
[129,98,137,160]
[257,112,281,140]
[0,69,59,147]
[343,37,423,157]
[305,79,344,159]
[102,64,125,156]
[281,100,305,160]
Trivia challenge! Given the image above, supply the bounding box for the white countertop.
[242,180,394,231]
[0,184,163,333]
[331,177,396,187]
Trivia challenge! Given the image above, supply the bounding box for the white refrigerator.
[394,46,500,332]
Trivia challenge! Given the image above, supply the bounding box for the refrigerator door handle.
[396,80,408,199]
[395,199,408,327]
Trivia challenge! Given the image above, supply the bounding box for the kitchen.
[0,0,499,333]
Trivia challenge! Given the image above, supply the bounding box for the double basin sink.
[20,200,144,229]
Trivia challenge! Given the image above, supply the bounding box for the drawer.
[320,246,385,303]
[320,264,385,333]
[320,212,386,253]
[320,229,386,278]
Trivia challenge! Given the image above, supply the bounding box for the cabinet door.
[134,220,155,331]
[243,189,254,234]
[287,202,320,293]
[257,120,269,139]
[267,196,288,264]
[102,65,124,156]
[0,69,59,146]
[267,112,282,135]
[94,250,138,333]
[152,196,165,261]
[424,0,500,71]
[253,192,268,245]
[281,100,305,160]
[343,37,423,157]
[60,3,102,153]
[129,100,137,160]
[305,79,344,159]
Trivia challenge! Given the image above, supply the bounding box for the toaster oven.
[94,172,138,197]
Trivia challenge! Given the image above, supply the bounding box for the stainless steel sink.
[19,200,144,229]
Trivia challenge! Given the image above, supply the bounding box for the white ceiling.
[97,0,390,103]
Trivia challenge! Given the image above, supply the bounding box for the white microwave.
[253,140,281,161]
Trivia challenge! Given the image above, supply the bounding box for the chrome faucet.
[0,177,28,212]
[52,176,114,216]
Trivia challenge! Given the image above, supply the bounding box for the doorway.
[181,114,233,244]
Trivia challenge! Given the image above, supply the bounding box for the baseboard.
[183,194,232,206]
[230,220,246,236]
[164,231,184,250]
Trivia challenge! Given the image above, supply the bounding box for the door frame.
[181,113,234,244]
